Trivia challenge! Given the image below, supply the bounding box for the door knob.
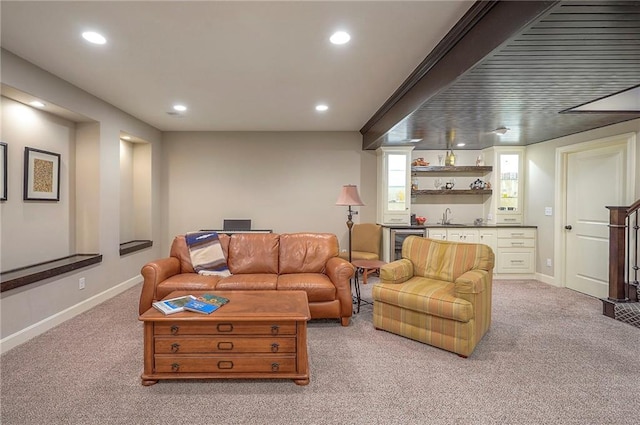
[564,225,572,230]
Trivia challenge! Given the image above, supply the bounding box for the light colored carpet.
[1,278,639,425]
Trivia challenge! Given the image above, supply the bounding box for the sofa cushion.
[403,236,493,282]
[170,234,230,273]
[227,233,279,274]
[373,277,473,322]
[277,273,336,302]
[216,274,278,290]
[156,273,221,300]
[279,233,338,274]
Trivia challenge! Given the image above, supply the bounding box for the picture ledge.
[0,254,103,292]
[119,240,153,256]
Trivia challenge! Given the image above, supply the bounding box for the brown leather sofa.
[139,232,355,325]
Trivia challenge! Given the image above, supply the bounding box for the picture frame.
[0,142,6,201]
[23,147,61,201]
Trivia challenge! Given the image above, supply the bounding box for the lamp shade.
[336,185,364,206]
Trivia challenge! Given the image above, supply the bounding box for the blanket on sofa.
[185,232,231,277]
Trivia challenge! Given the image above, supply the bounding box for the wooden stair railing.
[603,200,640,318]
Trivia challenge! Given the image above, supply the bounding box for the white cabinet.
[426,228,447,240]
[496,228,536,274]
[484,147,525,224]
[447,228,479,243]
[377,147,413,225]
[478,228,497,256]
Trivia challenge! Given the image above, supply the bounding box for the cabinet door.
[478,229,497,254]
[426,229,447,240]
[377,147,413,224]
[447,229,478,243]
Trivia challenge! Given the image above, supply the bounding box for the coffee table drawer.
[155,355,297,373]
[155,336,296,354]
[154,321,297,336]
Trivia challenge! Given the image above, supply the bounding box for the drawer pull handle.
[511,260,525,263]
[271,343,280,353]
[170,325,179,335]
[217,361,234,370]
[271,363,280,372]
[171,363,180,372]
[511,242,525,246]
[217,323,234,332]
[217,342,234,350]
[271,325,280,335]
[170,343,180,353]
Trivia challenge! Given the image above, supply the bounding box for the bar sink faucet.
[442,208,452,225]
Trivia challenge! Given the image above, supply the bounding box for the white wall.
[160,131,375,253]
[0,50,163,351]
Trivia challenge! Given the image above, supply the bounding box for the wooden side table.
[351,259,386,313]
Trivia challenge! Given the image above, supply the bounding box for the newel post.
[607,206,628,302]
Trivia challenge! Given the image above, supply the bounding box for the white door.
[565,143,627,298]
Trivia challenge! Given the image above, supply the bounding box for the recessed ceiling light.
[456,143,465,147]
[315,104,329,112]
[29,101,45,108]
[82,31,107,45]
[330,31,351,45]
[173,104,187,112]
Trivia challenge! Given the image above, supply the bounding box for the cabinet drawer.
[497,238,535,248]
[497,228,536,239]
[155,355,297,373]
[496,214,522,225]
[155,321,297,336]
[497,250,535,273]
[155,336,296,354]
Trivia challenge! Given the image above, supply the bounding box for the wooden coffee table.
[139,290,311,386]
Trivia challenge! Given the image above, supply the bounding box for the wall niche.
[119,132,152,255]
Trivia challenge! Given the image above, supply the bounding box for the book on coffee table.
[152,295,197,315]
[183,293,230,314]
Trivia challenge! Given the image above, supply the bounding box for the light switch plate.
[544,207,552,216]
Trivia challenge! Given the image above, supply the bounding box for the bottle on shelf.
[445,150,456,166]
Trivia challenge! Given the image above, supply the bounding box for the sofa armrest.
[454,269,490,298]
[380,259,414,284]
[325,256,355,319]
[139,257,181,315]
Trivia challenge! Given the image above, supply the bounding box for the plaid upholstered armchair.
[372,236,494,357]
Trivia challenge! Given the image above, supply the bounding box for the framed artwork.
[23,147,61,201]
[0,142,6,201]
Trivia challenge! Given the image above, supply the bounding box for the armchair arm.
[380,259,414,284]
[454,269,491,301]
[139,257,181,315]
[325,256,355,319]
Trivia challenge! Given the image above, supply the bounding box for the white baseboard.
[536,272,558,287]
[0,275,142,354]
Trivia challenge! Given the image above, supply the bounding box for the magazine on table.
[152,295,197,315]
[183,293,231,315]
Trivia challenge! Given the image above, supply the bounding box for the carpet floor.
[1,278,639,424]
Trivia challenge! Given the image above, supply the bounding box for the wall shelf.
[412,189,492,196]
[0,254,103,292]
[411,166,492,174]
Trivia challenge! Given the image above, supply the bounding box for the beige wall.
[0,50,163,349]
[525,118,640,284]
[1,97,76,269]
[160,131,375,253]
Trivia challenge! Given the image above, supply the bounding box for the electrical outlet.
[546,258,552,267]
[79,277,86,290]
[487,213,493,221]
[545,207,553,216]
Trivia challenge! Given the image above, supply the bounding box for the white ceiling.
[1,1,473,132]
